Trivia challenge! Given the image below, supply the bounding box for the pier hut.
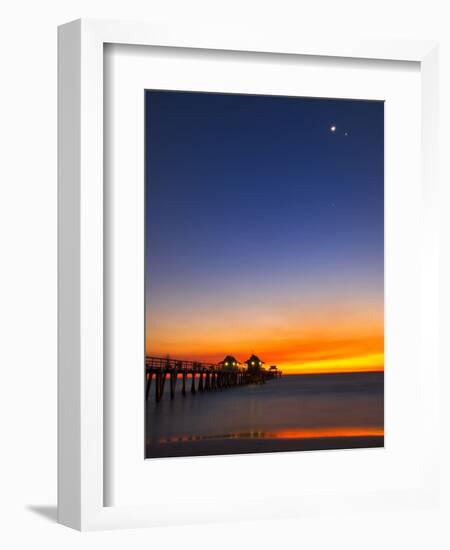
[269,365,281,378]
[244,354,264,373]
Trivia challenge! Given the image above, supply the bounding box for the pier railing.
[145,355,281,403]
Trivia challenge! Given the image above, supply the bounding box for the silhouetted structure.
[145,353,282,403]
[244,354,264,373]
[269,365,282,378]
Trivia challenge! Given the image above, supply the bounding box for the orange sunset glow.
[145,291,384,374]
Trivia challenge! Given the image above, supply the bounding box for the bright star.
[330,125,336,132]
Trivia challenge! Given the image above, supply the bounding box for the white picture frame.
[58,18,440,531]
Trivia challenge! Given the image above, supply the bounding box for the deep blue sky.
[145,90,384,370]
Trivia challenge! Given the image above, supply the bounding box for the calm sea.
[145,372,384,458]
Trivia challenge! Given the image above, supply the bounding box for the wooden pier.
[145,355,282,403]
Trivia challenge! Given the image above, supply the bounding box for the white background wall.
[1,0,449,547]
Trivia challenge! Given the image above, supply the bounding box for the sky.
[145,90,384,374]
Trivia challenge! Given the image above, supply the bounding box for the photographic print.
[145,90,384,459]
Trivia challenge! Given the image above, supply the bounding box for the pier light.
[220,355,239,369]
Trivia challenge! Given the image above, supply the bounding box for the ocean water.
[145,372,384,458]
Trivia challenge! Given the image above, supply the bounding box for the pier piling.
[145,371,153,401]
[170,371,177,399]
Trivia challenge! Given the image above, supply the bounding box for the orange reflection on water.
[158,426,384,444]
[274,427,384,439]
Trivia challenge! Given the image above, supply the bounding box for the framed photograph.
[143,90,385,460]
[58,19,440,530]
